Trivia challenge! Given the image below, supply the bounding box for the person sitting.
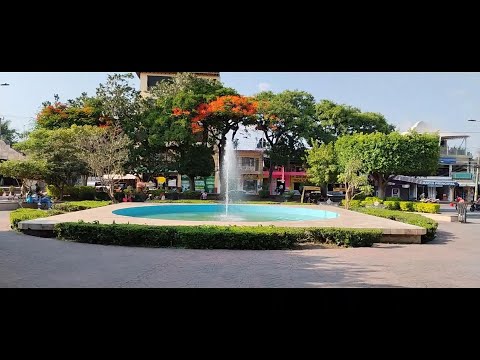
[200,191,208,200]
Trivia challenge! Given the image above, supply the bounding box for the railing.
[240,165,257,171]
[440,147,467,156]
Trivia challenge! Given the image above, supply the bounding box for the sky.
[1,72,480,154]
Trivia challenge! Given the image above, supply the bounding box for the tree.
[255,90,316,192]
[0,159,47,195]
[335,131,440,199]
[36,94,105,129]
[337,159,373,210]
[125,73,232,180]
[95,73,140,129]
[306,141,338,195]
[74,125,132,202]
[0,119,20,144]
[175,145,215,191]
[189,95,257,192]
[14,126,90,199]
[315,100,395,143]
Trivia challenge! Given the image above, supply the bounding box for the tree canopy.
[315,99,396,143]
[335,131,440,199]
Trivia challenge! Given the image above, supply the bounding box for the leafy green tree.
[95,73,141,128]
[337,158,373,210]
[14,126,91,199]
[306,141,338,194]
[335,131,440,199]
[255,90,316,192]
[0,159,47,195]
[0,119,20,144]
[315,100,395,143]
[175,145,215,191]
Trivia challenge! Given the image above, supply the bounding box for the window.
[241,157,255,167]
[147,76,173,89]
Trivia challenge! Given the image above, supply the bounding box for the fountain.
[112,136,340,222]
[222,137,239,217]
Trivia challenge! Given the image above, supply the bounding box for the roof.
[136,72,220,78]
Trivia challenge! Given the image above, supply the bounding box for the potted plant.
[9,185,15,196]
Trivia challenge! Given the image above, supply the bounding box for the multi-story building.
[137,72,220,96]
[388,121,478,202]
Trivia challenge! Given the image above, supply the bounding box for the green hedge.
[385,197,402,201]
[53,201,111,212]
[10,209,65,229]
[47,185,105,201]
[53,223,382,249]
[363,196,384,205]
[412,202,440,214]
[355,207,438,242]
[399,201,414,211]
[383,200,400,210]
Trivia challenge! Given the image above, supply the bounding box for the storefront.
[180,175,216,193]
[262,167,308,194]
[242,174,263,194]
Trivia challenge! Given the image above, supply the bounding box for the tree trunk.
[268,163,274,195]
[344,184,351,209]
[108,187,116,203]
[59,185,64,200]
[189,176,195,192]
[374,174,387,199]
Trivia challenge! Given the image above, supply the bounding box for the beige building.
[137,72,220,96]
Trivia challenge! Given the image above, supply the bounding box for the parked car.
[327,191,345,203]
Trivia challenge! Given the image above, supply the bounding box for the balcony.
[440,147,468,157]
[240,165,259,171]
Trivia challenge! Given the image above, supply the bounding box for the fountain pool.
[112,204,339,222]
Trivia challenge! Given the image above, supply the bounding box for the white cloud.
[258,82,271,91]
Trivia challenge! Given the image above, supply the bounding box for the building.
[136,72,220,96]
[385,121,478,202]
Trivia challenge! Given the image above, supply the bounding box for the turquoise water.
[112,204,339,222]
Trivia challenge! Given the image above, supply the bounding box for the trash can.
[457,202,467,223]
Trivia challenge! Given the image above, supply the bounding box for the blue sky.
[1,72,480,153]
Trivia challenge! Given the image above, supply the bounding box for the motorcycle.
[470,202,480,212]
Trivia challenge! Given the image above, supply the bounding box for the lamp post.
[467,120,480,201]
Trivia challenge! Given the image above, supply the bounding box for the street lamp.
[467,119,480,201]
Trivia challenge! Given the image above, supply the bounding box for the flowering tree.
[36,94,107,129]
[178,95,257,193]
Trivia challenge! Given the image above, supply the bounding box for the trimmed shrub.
[10,209,64,229]
[95,191,111,201]
[412,202,440,214]
[78,186,96,200]
[340,199,364,208]
[399,201,414,212]
[355,207,438,242]
[53,223,382,249]
[364,196,384,204]
[53,201,111,212]
[385,196,402,201]
[133,192,148,202]
[181,190,202,200]
[259,189,270,199]
[383,200,400,210]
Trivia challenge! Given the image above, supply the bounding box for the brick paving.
[1,211,479,288]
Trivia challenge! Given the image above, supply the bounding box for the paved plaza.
[1,209,479,287]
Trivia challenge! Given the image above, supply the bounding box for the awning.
[102,174,137,180]
[392,175,458,186]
